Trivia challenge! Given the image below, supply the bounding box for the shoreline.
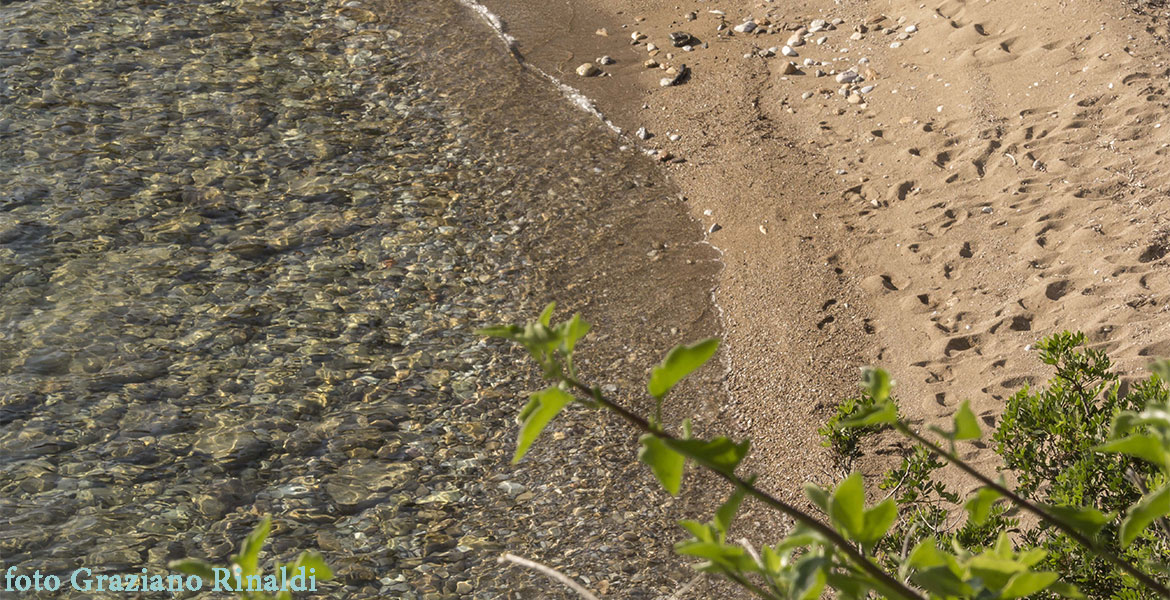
[404,2,735,598]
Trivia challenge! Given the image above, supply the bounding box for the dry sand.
[469,0,1170,593]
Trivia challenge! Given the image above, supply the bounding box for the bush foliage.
[823,331,1169,598]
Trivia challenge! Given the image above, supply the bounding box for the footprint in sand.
[1044,280,1073,301]
[946,334,980,355]
[989,314,1033,333]
[860,273,909,294]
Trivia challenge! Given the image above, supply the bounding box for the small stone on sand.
[669,31,696,47]
[576,63,600,77]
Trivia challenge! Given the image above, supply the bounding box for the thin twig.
[896,423,1170,598]
[881,461,914,502]
[666,575,703,600]
[499,553,600,600]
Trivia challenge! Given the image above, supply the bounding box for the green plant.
[819,392,886,470]
[824,333,1169,598]
[481,305,1170,599]
[169,517,333,599]
[991,332,1167,598]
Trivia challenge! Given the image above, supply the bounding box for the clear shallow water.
[0,0,705,597]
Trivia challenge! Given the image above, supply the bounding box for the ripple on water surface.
[0,0,704,597]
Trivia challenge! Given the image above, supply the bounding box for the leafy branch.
[480,305,1170,599]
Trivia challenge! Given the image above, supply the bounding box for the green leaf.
[1000,571,1060,599]
[861,367,892,402]
[638,434,685,496]
[513,387,573,463]
[665,437,749,475]
[829,472,865,539]
[1109,411,1143,439]
[968,554,1026,590]
[291,551,333,581]
[762,545,783,573]
[1121,481,1170,548]
[858,498,897,550]
[1016,547,1047,568]
[168,558,216,581]
[992,532,1014,559]
[648,338,720,399]
[804,482,830,513]
[557,313,591,353]
[953,400,982,440]
[907,538,946,569]
[476,324,523,339]
[233,516,271,578]
[538,302,556,326]
[675,540,752,572]
[910,566,973,597]
[839,401,897,428]
[964,487,1003,526]
[790,555,828,600]
[1096,434,1169,470]
[1046,581,1085,599]
[714,484,749,538]
[679,520,714,543]
[1038,503,1112,539]
[775,526,824,552]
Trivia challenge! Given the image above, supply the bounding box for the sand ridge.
[471,0,1170,592]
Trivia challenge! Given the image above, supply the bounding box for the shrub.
[992,332,1167,598]
[821,332,1170,598]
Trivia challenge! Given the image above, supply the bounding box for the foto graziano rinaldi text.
[3,565,320,593]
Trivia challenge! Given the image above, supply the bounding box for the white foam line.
[456,0,734,409]
[455,0,623,134]
[454,0,515,45]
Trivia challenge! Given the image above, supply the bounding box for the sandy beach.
[465,0,1170,594]
[3,0,1166,598]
